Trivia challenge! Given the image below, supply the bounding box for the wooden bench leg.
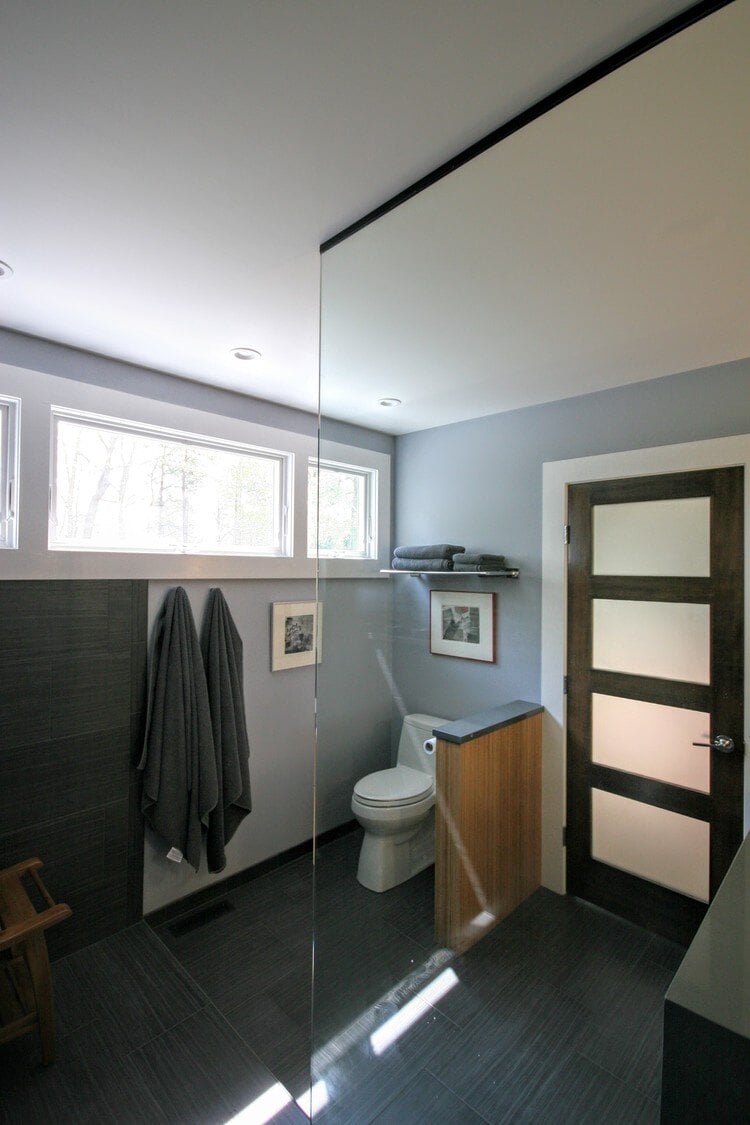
[23,933,56,1065]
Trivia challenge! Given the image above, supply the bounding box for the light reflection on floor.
[226,951,458,1122]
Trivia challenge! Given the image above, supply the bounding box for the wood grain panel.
[435,712,542,953]
[591,670,711,711]
[590,575,712,602]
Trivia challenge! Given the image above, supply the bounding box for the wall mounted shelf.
[380,568,520,579]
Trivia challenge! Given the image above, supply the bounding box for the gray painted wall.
[0,331,395,914]
[316,575,394,823]
[144,576,393,912]
[144,579,315,912]
[392,359,750,721]
[0,326,399,453]
[0,327,318,437]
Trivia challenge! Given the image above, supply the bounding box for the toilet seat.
[353,765,434,808]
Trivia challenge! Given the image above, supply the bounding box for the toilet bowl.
[352,713,445,892]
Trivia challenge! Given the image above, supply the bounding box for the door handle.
[692,735,735,753]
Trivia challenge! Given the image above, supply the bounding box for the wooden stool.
[0,858,72,1065]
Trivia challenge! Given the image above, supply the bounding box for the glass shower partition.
[311,258,455,1120]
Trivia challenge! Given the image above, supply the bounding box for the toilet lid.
[354,765,434,807]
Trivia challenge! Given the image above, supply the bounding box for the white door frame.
[540,435,750,894]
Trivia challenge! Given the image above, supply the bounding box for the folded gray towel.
[453,552,506,566]
[393,544,464,560]
[391,557,454,571]
[454,562,507,572]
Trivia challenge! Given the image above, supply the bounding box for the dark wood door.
[566,467,744,944]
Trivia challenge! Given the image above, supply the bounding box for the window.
[0,396,20,549]
[50,409,292,555]
[308,458,377,558]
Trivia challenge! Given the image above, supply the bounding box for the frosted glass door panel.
[592,600,710,683]
[593,498,710,576]
[592,694,710,792]
[592,789,709,902]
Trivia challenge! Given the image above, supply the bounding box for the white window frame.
[308,456,378,560]
[0,395,20,550]
[49,406,294,557]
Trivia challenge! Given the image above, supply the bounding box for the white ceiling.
[0,0,704,424]
[321,0,750,433]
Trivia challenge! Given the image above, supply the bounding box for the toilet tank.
[397,713,446,776]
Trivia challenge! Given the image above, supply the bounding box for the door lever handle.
[692,735,735,753]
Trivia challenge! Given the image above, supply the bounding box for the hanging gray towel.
[201,588,252,873]
[138,587,218,872]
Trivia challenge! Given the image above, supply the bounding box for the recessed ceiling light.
[0,260,14,279]
[231,347,261,361]
[378,397,402,407]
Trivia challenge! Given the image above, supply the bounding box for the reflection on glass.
[299,1082,330,1117]
[313,416,444,1117]
[226,1081,297,1123]
[592,788,709,901]
[370,967,459,1055]
[592,694,710,792]
[592,599,710,683]
[592,497,710,577]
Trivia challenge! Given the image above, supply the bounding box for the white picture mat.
[271,600,322,670]
[429,589,495,662]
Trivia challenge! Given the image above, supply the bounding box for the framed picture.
[271,601,321,671]
[429,590,496,663]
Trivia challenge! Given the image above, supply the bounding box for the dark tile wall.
[0,580,147,959]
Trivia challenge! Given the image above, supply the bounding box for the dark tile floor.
[0,830,684,1124]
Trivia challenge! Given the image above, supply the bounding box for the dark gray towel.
[139,587,218,872]
[453,552,506,565]
[201,588,252,874]
[453,553,506,568]
[391,557,454,570]
[454,562,507,572]
[393,544,464,560]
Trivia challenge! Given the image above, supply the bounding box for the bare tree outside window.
[51,415,289,555]
[308,461,374,558]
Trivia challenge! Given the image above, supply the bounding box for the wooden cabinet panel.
[435,711,542,953]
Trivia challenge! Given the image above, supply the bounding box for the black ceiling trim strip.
[320,0,734,254]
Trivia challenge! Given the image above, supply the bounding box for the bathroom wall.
[0,331,395,918]
[0,580,147,960]
[0,328,319,439]
[392,359,750,721]
[143,577,393,912]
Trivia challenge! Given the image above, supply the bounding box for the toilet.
[352,713,445,892]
